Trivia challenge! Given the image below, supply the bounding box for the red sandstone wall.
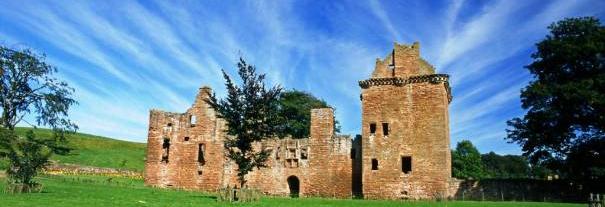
[360,43,451,200]
[144,42,450,200]
[144,87,226,191]
[145,91,352,198]
[245,108,353,198]
[372,42,421,78]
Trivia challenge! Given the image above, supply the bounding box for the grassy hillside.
[0,128,146,172]
[0,175,584,207]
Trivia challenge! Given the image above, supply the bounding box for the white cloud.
[1,0,602,153]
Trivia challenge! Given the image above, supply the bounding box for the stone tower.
[358,42,452,199]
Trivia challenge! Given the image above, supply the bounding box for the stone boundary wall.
[449,178,605,202]
[45,164,142,179]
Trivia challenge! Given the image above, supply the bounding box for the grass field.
[0,128,146,171]
[0,175,585,207]
[0,128,586,206]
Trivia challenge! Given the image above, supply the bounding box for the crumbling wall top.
[371,42,438,78]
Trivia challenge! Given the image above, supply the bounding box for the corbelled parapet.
[359,74,452,103]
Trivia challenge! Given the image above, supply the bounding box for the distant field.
[0,175,585,207]
[0,128,146,172]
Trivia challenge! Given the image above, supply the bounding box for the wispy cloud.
[367,0,402,41]
[0,0,602,154]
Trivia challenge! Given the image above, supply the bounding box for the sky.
[1,0,604,155]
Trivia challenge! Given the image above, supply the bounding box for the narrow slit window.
[402,156,412,174]
[382,123,389,136]
[198,144,206,165]
[276,147,281,160]
[371,159,378,170]
[369,123,376,134]
[162,138,170,163]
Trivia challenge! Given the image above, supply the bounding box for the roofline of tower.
[358,74,453,103]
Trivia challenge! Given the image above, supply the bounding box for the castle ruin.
[144,42,453,199]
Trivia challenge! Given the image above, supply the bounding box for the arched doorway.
[287,176,300,198]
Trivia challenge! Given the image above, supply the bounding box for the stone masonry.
[359,42,452,199]
[144,42,452,200]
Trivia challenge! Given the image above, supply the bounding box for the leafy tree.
[278,90,340,138]
[506,17,605,179]
[452,140,484,179]
[206,58,282,187]
[481,152,530,179]
[0,46,77,192]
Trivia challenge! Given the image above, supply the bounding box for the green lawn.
[0,128,147,172]
[0,175,584,207]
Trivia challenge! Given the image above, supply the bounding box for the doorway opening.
[287,176,300,198]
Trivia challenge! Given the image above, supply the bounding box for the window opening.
[162,137,170,163]
[371,159,378,170]
[198,144,206,165]
[402,156,412,174]
[369,123,376,134]
[301,148,308,160]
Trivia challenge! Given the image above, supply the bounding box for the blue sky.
[1,0,604,155]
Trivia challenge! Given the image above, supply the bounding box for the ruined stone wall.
[145,42,451,200]
[359,42,451,200]
[242,108,353,198]
[144,87,227,191]
[145,93,353,198]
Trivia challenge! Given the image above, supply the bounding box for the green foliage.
[0,46,77,191]
[452,140,484,179]
[0,128,53,187]
[0,46,77,132]
[278,90,340,138]
[506,17,605,179]
[0,157,7,170]
[206,58,282,187]
[481,152,530,179]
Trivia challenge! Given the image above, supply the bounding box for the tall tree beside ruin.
[0,45,77,192]
[278,90,340,138]
[506,17,605,179]
[206,58,282,187]
[452,140,485,179]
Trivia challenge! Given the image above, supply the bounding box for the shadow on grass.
[188,195,217,200]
